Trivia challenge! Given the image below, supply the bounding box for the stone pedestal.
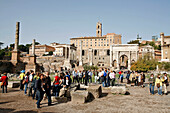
[71,90,89,104]
[11,51,20,65]
[111,86,127,94]
[25,55,37,72]
[87,85,102,98]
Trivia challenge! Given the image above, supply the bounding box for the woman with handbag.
[163,73,169,95]
[155,74,163,96]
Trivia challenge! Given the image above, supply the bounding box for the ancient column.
[11,22,20,66]
[89,48,93,66]
[136,51,138,61]
[14,22,20,51]
[117,51,119,70]
[160,32,164,60]
[32,39,35,55]
[128,51,131,70]
[68,45,71,61]
[79,40,83,66]
[65,46,67,59]
[110,45,113,67]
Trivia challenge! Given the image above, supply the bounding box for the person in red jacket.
[0,73,8,93]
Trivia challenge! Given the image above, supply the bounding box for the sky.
[0,0,170,48]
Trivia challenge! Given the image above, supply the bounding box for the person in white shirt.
[88,70,92,83]
[28,70,34,96]
[98,70,103,84]
[109,71,115,86]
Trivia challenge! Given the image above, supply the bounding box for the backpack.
[25,76,29,83]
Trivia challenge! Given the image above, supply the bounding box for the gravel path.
[0,85,170,113]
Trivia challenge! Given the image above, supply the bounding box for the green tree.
[131,54,158,72]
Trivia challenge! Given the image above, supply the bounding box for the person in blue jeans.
[24,72,30,95]
[36,74,45,108]
[148,74,155,95]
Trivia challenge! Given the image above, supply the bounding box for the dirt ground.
[0,85,170,113]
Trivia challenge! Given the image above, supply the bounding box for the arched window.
[94,50,97,56]
[82,50,85,56]
[107,49,110,56]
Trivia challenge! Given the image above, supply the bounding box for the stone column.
[89,48,93,66]
[110,45,113,67]
[128,51,131,70]
[136,51,138,61]
[160,32,164,60]
[79,40,83,66]
[117,51,119,70]
[14,22,20,51]
[32,39,35,55]
[68,45,71,61]
[65,46,67,59]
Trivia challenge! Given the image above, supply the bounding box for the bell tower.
[96,21,102,37]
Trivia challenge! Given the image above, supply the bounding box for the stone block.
[56,97,67,103]
[7,82,20,88]
[71,90,89,104]
[111,86,127,95]
[87,85,102,98]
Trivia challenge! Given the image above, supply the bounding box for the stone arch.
[119,54,128,70]
[107,49,110,56]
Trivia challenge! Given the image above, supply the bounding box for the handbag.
[157,83,160,88]
[166,83,169,86]
[1,82,4,86]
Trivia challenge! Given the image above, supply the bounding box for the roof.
[164,36,170,38]
[70,36,106,40]
[30,45,55,49]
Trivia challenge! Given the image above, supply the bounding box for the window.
[95,39,97,41]
[82,50,85,56]
[110,39,112,41]
[94,50,97,56]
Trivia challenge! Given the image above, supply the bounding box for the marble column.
[68,45,71,61]
[136,51,138,61]
[117,51,119,70]
[160,32,164,60]
[32,39,35,55]
[128,51,131,70]
[65,46,67,59]
[89,48,93,66]
[79,40,83,66]
[110,45,113,67]
[14,22,20,51]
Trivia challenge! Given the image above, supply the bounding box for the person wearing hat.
[0,73,8,93]
[19,70,25,91]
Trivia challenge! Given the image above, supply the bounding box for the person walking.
[32,72,40,99]
[36,74,45,108]
[19,70,25,91]
[135,72,139,86]
[162,73,169,95]
[44,72,52,106]
[148,74,155,95]
[155,74,163,96]
[0,73,8,93]
[23,72,29,95]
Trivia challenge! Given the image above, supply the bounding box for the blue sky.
[0,0,170,48]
